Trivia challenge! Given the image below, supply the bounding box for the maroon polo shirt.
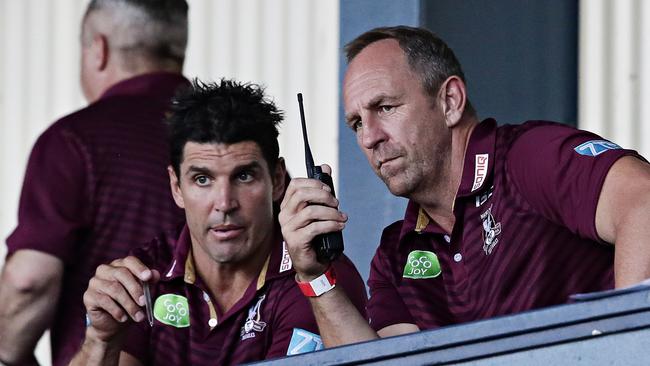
[367,119,644,332]
[123,225,367,365]
[5,72,188,366]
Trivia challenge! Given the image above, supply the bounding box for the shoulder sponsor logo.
[279,241,292,273]
[475,185,494,207]
[480,205,502,255]
[574,140,621,157]
[403,250,441,279]
[472,154,489,192]
[240,295,267,340]
[153,294,190,328]
[287,328,324,355]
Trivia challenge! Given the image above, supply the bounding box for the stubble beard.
[377,163,420,198]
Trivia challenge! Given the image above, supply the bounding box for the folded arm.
[0,250,63,365]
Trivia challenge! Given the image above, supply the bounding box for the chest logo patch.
[153,294,190,328]
[403,250,441,279]
[574,140,621,156]
[480,205,502,255]
[287,328,324,355]
[241,295,267,340]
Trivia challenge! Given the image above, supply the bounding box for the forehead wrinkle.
[180,142,264,174]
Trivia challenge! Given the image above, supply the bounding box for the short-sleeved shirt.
[5,72,188,366]
[367,119,644,332]
[122,225,368,365]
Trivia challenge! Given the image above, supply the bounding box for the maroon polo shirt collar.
[456,118,497,197]
[398,118,498,241]
[160,224,292,287]
[161,225,193,282]
[99,71,189,100]
[159,224,291,327]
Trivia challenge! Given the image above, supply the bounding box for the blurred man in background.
[0,1,189,365]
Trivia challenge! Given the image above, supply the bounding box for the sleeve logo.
[574,140,621,156]
[287,328,324,355]
[153,294,190,328]
[403,250,441,279]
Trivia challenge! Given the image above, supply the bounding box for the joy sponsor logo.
[403,250,441,279]
[154,294,190,328]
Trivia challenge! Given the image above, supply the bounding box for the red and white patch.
[279,241,292,273]
[472,154,489,192]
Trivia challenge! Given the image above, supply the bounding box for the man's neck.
[192,237,273,314]
[92,63,182,102]
[418,115,480,233]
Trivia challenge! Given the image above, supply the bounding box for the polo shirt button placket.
[203,291,218,329]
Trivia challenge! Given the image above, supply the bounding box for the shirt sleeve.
[265,281,322,359]
[366,244,415,332]
[5,125,89,264]
[121,320,151,363]
[265,255,367,359]
[506,123,644,242]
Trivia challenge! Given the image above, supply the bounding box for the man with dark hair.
[70,79,367,365]
[280,25,650,347]
[0,1,189,365]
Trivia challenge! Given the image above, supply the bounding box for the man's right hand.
[83,256,159,342]
[278,164,348,280]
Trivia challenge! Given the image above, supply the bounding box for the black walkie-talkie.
[297,93,344,263]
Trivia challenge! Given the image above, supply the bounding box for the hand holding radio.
[278,94,346,276]
[296,93,345,263]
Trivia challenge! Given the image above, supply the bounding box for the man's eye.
[194,175,210,186]
[351,120,362,131]
[237,171,254,182]
[379,105,395,114]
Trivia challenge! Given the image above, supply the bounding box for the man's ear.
[438,75,467,128]
[90,34,109,71]
[271,158,288,203]
[168,166,185,209]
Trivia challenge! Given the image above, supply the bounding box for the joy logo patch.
[154,294,190,328]
[403,250,441,279]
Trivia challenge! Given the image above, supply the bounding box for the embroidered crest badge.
[480,205,501,255]
[240,295,267,340]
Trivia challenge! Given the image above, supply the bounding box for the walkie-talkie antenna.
[297,93,315,177]
[295,92,344,263]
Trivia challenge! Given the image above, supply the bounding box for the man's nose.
[213,182,239,213]
[360,115,387,150]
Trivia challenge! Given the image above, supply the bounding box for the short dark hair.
[345,26,469,105]
[84,0,188,68]
[167,79,283,178]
